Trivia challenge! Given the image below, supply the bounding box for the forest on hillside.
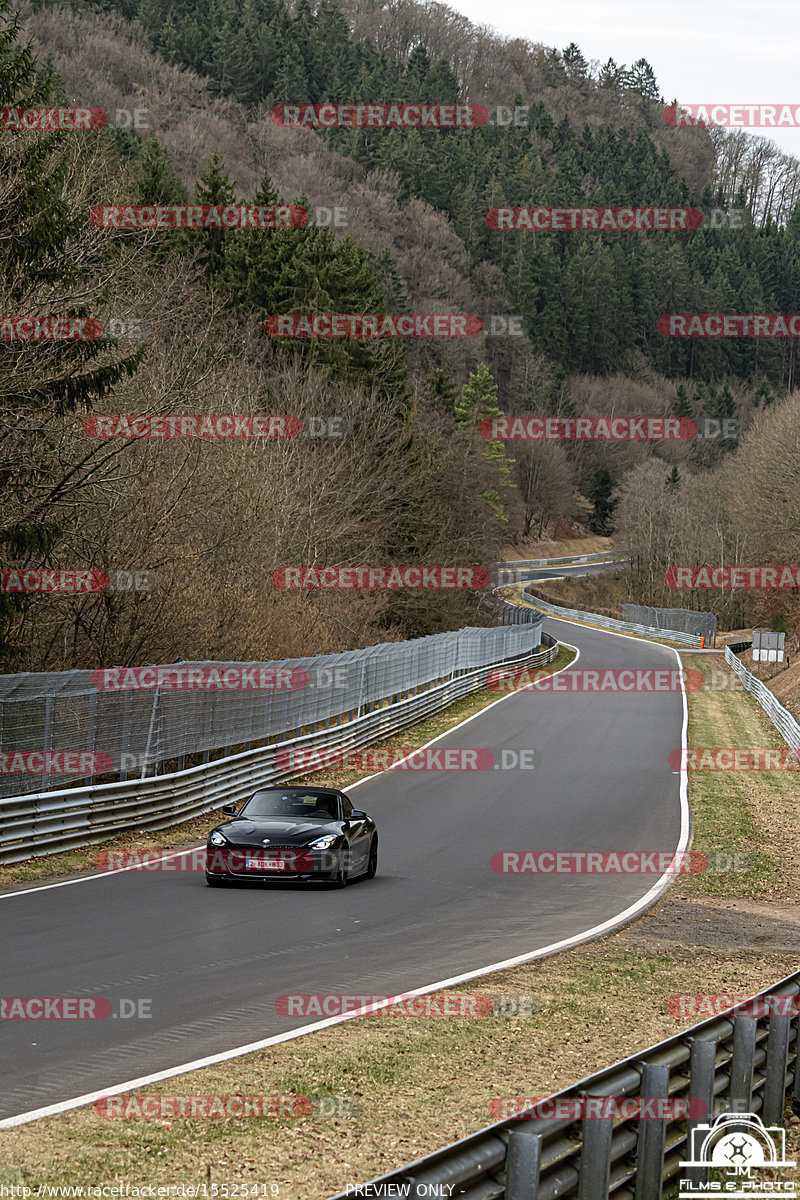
[4,0,800,673]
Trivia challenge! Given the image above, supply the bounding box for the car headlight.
[308,834,338,850]
[208,831,228,847]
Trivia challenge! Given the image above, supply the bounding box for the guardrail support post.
[634,1063,669,1199]
[729,1016,757,1112]
[685,1035,718,1185]
[505,1128,542,1198]
[577,1115,612,1199]
[763,1011,792,1123]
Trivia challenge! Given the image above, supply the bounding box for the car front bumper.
[205,846,343,881]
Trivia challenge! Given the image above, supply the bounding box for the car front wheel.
[365,836,378,879]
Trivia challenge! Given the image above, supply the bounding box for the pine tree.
[673,384,693,418]
[424,365,458,415]
[455,364,515,519]
[585,468,617,534]
[597,58,623,90]
[709,383,736,421]
[665,466,681,492]
[134,135,188,205]
[193,151,237,281]
[562,43,588,81]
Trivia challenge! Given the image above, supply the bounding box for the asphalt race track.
[0,615,686,1123]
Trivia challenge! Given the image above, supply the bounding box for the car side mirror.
[350,809,367,820]
[221,803,237,815]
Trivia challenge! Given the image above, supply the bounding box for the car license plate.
[245,855,286,871]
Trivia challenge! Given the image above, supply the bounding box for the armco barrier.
[0,628,558,864]
[519,586,702,647]
[329,970,800,1199]
[725,641,800,756]
[492,553,630,587]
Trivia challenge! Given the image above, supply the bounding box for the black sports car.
[205,786,377,887]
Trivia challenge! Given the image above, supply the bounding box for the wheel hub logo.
[679,1112,796,1195]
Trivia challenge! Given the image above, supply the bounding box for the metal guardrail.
[519,587,703,648]
[725,642,800,756]
[498,552,628,568]
[493,554,630,587]
[329,970,800,1199]
[0,629,559,864]
[495,595,547,625]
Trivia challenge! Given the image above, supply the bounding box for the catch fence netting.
[0,620,543,797]
[620,605,717,643]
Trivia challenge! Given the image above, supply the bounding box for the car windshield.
[240,790,339,821]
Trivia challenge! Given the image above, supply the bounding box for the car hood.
[212,817,341,843]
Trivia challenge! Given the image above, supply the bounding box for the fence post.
[763,1011,792,1123]
[84,690,97,786]
[140,687,161,779]
[577,1114,613,1199]
[634,1063,669,1199]
[119,690,132,781]
[43,691,54,791]
[729,1016,757,1111]
[505,1128,542,1198]
[684,1036,718,1186]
